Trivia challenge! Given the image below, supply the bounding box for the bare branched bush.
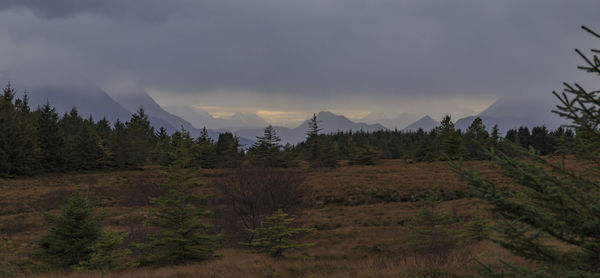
[211,167,308,245]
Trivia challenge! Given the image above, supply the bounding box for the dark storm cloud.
[0,0,599,99]
[0,0,188,22]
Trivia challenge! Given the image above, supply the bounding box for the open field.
[0,160,523,277]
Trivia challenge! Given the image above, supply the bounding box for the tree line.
[0,83,577,178]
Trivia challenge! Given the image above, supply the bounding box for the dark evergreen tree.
[434,116,466,160]
[141,129,220,265]
[109,120,129,168]
[38,192,103,268]
[13,90,40,175]
[149,127,172,166]
[95,117,112,142]
[490,124,500,148]
[455,26,600,277]
[37,102,65,172]
[61,108,85,170]
[124,107,156,167]
[463,117,490,159]
[76,230,134,273]
[248,125,282,167]
[71,120,105,170]
[305,113,321,162]
[242,209,313,257]
[0,84,15,175]
[529,126,554,155]
[279,143,300,168]
[516,126,531,148]
[215,132,241,167]
[504,128,517,143]
[193,127,217,169]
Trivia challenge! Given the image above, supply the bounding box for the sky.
[0,1,599,124]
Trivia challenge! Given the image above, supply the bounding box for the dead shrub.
[211,167,308,245]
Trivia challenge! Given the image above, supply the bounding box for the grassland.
[0,160,522,277]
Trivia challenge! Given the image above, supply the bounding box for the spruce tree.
[37,102,65,172]
[109,120,129,168]
[0,84,13,175]
[76,230,134,274]
[12,90,40,175]
[435,115,466,160]
[279,143,299,167]
[149,127,172,166]
[463,117,490,159]
[490,124,500,148]
[141,129,220,266]
[249,125,282,167]
[305,113,322,162]
[454,26,600,277]
[194,127,217,169]
[242,209,314,257]
[404,194,464,265]
[215,132,241,167]
[72,120,104,170]
[38,192,103,268]
[0,84,40,176]
[124,107,156,167]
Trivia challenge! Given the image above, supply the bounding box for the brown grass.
[0,160,521,277]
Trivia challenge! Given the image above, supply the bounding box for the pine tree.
[278,143,300,167]
[141,129,220,266]
[490,124,500,148]
[37,102,65,172]
[76,230,135,275]
[149,127,172,166]
[305,113,322,162]
[349,139,379,166]
[404,194,464,265]
[12,90,40,175]
[72,120,105,170]
[194,128,217,169]
[463,117,490,159]
[249,125,282,167]
[61,108,85,170]
[435,115,466,160]
[124,107,156,167]
[215,132,241,168]
[0,83,17,176]
[242,209,314,257]
[454,26,600,277]
[109,120,129,168]
[38,192,103,268]
[0,85,40,176]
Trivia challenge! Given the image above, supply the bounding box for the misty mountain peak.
[403,115,439,132]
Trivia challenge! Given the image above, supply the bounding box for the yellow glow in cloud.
[210,112,235,118]
[256,110,306,122]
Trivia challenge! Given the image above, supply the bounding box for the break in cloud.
[0,0,599,121]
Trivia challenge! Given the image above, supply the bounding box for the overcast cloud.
[0,0,598,120]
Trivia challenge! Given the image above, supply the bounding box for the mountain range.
[453,95,568,134]
[23,87,386,146]
[358,112,420,130]
[236,111,387,145]
[163,105,269,131]
[24,87,242,144]
[22,86,568,146]
[402,115,439,132]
